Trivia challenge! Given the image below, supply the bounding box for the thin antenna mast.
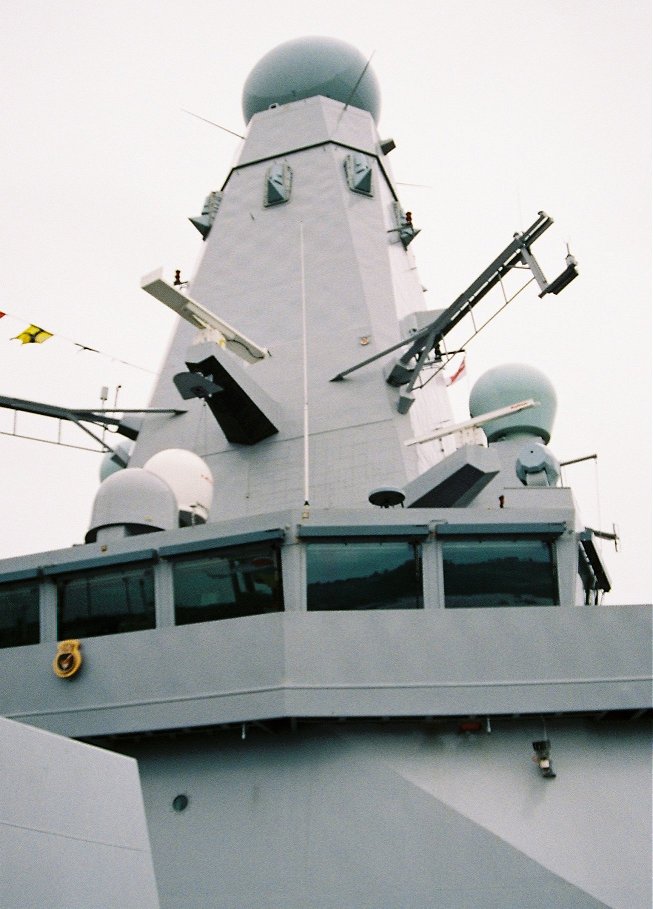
[181,108,245,140]
[300,223,310,509]
[333,51,375,133]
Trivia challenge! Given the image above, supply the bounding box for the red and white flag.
[445,357,466,386]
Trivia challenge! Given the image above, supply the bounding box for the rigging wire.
[0,307,160,376]
[418,275,536,389]
[593,455,604,553]
[180,108,245,140]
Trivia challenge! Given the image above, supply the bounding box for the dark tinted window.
[306,541,422,610]
[442,538,557,607]
[173,544,283,625]
[0,581,39,648]
[57,563,155,638]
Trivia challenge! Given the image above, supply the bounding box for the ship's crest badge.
[53,640,82,679]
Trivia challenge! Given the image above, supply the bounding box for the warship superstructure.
[1,37,651,909]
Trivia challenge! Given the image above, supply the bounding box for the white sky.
[0,0,650,603]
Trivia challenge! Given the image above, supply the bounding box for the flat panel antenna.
[141,269,270,364]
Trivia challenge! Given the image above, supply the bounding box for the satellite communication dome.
[99,440,134,482]
[469,363,557,444]
[242,36,381,124]
[143,449,214,526]
[86,468,177,543]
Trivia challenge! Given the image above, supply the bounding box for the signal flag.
[12,324,54,344]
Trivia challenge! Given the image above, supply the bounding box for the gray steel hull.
[109,717,650,909]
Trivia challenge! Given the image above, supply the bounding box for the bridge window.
[442,538,557,607]
[306,541,423,610]
[56,563,155,638]
[172,543,283,625]
[0,581,39,648]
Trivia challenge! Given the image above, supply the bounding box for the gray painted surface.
[402,443,501,506]
[2,607,649,738]
[110,719,650,909]
[133,94,452,512]
[241,37,382,124]
[0,716,159,909]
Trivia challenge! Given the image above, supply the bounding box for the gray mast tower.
[137,36,451,515]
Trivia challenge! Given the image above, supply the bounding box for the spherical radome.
[469,363,557,443]
[144,449,214,525]
[99,440,134,482]
[242,36,381,124]
[86,468,178,542]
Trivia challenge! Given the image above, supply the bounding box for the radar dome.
[86,468,177,543]
[469,363,557,444]
[143,449,214,526]
[242,36,381,124]
[99,440,134,482]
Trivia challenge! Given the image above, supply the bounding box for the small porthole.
[172,793,189,812]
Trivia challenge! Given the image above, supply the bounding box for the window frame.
[438,534,560,608]
[55,559,157,640]
[170,540,285,626]
[0,578,41,648]
[304,537,424,612]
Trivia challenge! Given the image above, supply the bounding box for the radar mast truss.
[0,396,185,463]
[331,212,578,412]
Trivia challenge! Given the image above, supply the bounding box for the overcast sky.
[0,0,650,603]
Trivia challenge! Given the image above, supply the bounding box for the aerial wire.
[0,307,160,376]
[181,108,245,140]
[593,455,603,552]
[419,276,536,389]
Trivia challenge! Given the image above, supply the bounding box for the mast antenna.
[181,108,245,140]
[300,223,310,510]
[333,51,376,132]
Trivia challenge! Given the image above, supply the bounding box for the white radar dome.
[86,468,177,543]
[469,363,557,444]
[99,440,134,482]
[242,36,381,124]
[143,449,214,526]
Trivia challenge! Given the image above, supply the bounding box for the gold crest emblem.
[53,640,82,679]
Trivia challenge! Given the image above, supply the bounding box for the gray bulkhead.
[1,38,651,909]
[134,96,452,516]
[113,717,650,909]
[0,716,159,909]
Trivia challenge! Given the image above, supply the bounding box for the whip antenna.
[333,51,375,132]
[181,108,245,140]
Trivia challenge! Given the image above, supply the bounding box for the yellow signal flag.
[12,324,54,344]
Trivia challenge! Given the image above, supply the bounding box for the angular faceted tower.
[135,36,452,517]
